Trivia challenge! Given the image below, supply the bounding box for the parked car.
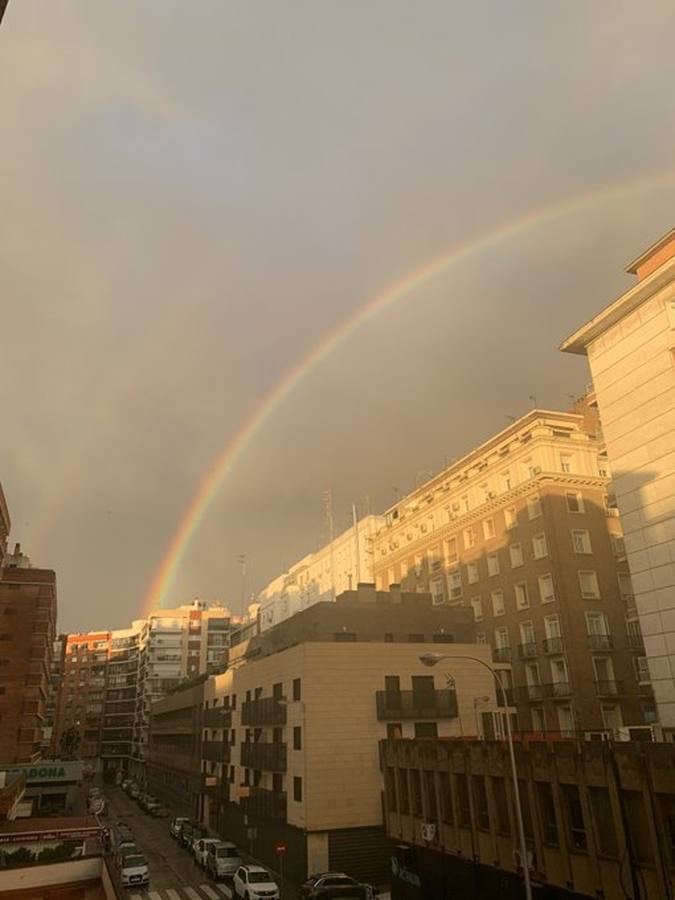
[129,784,141,800]
[300,873,370,899]
[118,851,150,889]
[114,841,139,868]
[138,793,158,812]
[150,804,169,818]
[233,864,280,899]
[193,836,221,867]
[206,841,242,880]
[170,816,190,840]
[180,820,207,849]
[110,823,135,856]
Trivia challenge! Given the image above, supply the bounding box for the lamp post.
[419,651,532,900]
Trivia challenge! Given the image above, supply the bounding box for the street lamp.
[419,651,532,900]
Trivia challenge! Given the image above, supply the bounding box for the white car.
[233,865,280,899]
[118,851,150,889]
[193,837,221,867]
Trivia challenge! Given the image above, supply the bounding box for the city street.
[105,785,234,900]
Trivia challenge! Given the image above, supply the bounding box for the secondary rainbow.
[143,166,675,613]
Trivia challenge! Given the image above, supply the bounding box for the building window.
[471,597,483,622]
[492,591,505,617]
[293,776,303,803]
[560,454,573,473]
[463,527,475,550]
[509,543,524,568]
[527,494,542,519]
[572,529,592,554]
[467,561,479,584]
[589,787,619,857]
[504,506,517,529]
[495,626,509,650]
[622,792,653,863]
[292,678,301,701]
[439,772,453,824]
[501,471,513,492]
[492,777,510,834]
[408,633,424,643]
[414,554,423,577]
[579,570,600,599]
[483,518,495,540]
[414,722,438,739]
[532,533,548,559]
[448,569,462,601]
[515,583,529,610]
[387,723,403,739]
[456,774,471,827]
[476,631,486,644]
[560,784,586,851]
[536,782,559,846]
[293,726,302,750]
[487,553,500,577]
[539,574,556,604]
[566,491,585,513]
[410,769,423,816]
[473,776,490,830]
[430,579,445,605]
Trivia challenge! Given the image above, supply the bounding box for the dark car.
[301,873,372,899]
[180,820,207,848]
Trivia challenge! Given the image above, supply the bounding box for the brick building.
[52,632,110,760]
[372,407,650,736]
[0,483,57,765]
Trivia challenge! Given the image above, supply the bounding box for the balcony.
[595,680,623,696]
[204,707,232,729]
[542,637,565,655]
[245,787,286,821]
[628,634,645,653]
[493,646,512,663]
[517,642,538,660]
[202,740,231,764]
[240,741,287,772]
[544,681,572,698]
[587,634,613,651]
[518,684,545,702]
[203,775,230,800]
[375,690,458,721]
[241,697,286,727]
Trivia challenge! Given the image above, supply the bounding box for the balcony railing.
[493,646,512,662]
[628,634,645,653]
[518,684,545,701]
[595,680,623,696]
[241,697,287,727]
[244,787,286,821]
[544,681,572,698]
[204,707,232,729]
[517,642,538,659]
[587,634,613,650]
[240,741,287,772]
[202,740,231,764]
[542,637,565,655]
[375,690,458,720]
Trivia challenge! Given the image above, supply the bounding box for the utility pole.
[238,554,246,614]
[324,490,335,601]
[352,502,361,587]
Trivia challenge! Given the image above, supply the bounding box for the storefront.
[4,761,83,818]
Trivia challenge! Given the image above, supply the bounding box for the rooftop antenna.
[529,394,538,408]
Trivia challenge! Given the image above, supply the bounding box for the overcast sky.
[2,1,675,633]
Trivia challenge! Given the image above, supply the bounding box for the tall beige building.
[372,408,649,735]
[562,227,675,728]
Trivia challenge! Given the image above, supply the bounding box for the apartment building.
[43,636,65,756]
[196,587,500,884]
[101,622,143,774]
[146,680,205,818]
[0,532,57,766]
[561,227,675,729]
[257,514,384,631]
[383,737,675,900]
[52,632,109,760]
[371,408,648,736]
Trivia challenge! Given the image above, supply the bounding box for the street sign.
[275,842,286,855]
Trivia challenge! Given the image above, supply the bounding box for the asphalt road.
[105,785,234,900]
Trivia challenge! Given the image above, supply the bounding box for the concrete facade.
[372,409,648,735]
[562,228,675,727]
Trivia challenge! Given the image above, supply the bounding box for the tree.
[59,726,81,759]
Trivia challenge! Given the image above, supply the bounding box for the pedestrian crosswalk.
[130,884,233,900]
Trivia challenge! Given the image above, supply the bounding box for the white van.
[206,841,241,880]
[118,851,150,889]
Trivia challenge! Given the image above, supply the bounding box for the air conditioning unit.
[584,731,611,742]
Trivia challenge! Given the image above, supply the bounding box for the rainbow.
[143,167,675,613]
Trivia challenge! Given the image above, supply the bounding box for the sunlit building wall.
[562,227,675,728]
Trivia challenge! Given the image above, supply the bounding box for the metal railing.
[517,642,538,659]
[628,633,645,652]
[240,741,287,772]
[493,646,512,662]
[595,680,623,696]
[204,707,232,729]
[241,697,286,727]
[542,637,565,655]
[202,740,231,764]
[518,684,545,701]
[375,690,458,720]
[245,787,286,821]
[587,634,613,650]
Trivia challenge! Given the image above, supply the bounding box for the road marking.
[184,889,203,900]
[129,895,144,900]
[217,886,233,899]
[199,886,220,899]
[148,893,162,900]
[167,891,182,900]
